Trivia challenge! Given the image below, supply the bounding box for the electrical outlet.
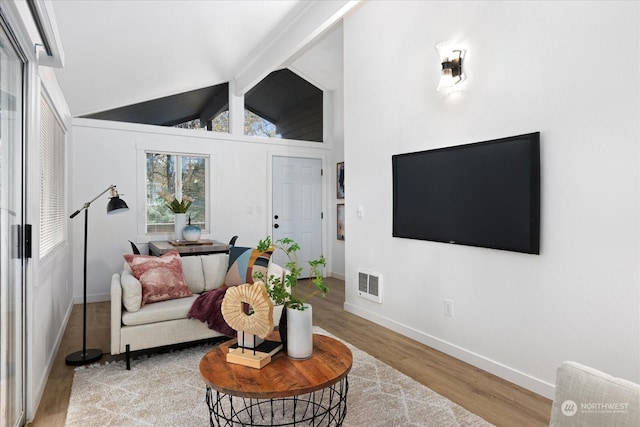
[444,299,454,317]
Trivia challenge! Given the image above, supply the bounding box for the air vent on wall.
[358,270,382,303]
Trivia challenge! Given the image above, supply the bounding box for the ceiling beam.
[199,94,230,126]
[233,0,360,97]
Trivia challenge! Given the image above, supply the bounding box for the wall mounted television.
[392,132,540,254]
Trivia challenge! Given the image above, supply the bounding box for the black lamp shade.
[107,196,129,214]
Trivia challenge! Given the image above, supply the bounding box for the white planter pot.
[174,213,186,240]
[286,304,313,360]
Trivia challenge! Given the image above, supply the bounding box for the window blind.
[39,95,66,260]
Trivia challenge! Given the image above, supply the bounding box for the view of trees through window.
[174,109,278,138]
[244,110,278,138]
[146,152,208,233]
[174,111,230,132]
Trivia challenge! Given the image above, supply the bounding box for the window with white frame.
[39,94,66,260]
[146,151,208,233]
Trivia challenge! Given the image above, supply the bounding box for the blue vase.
[182,224,201,241]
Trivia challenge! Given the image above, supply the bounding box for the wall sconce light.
[436,42,465,91]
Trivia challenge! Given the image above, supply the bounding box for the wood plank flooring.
[28,277,551,426]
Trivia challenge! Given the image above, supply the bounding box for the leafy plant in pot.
[159,191,194,240]
[254,236,327,359]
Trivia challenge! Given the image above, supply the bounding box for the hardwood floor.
[28,277,551,426]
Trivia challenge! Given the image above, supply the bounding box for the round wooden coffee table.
[200,333,352,426]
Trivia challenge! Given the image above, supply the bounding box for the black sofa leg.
[126,344,131,370]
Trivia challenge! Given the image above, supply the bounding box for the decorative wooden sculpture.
[221,281,280,368]
[221,281,274,338]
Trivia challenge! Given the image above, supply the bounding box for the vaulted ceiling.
[50,0,354,118]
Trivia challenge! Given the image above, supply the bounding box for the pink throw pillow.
[123,250,192,306]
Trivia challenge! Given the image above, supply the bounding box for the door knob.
[274,224,279,229]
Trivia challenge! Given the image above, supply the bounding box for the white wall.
[26,66,74,421]
[331,86,345,279]
[291,21,346,279]
[343,1,639,398]
[70,119,335,302]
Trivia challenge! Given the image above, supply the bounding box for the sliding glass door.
[0,15,25,427]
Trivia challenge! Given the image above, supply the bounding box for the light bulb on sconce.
[436,41,465,91]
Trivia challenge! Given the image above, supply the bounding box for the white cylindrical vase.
[286,304,313,360]
[174,213,186,240]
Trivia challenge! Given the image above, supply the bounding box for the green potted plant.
[254,236,327,359]
[159,191,194,240]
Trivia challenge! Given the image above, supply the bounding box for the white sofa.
[110,252,284,368]
[549,361,640,426]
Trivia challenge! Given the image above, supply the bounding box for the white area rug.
[67,328,493,426]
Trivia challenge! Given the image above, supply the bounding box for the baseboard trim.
[74,293,110,304]
[330,272,345,281]
[343,301,555,399]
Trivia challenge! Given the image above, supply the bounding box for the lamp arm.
[69,185,117,219]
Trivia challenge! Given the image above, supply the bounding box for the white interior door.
[272,156,322,278]
[0,17,25,427]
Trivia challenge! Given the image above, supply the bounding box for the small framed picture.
[337,204,345,240]
[337,162,345,199]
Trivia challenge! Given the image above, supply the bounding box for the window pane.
[244,110,278,138]
[244,69,323,142]
[212,110,229,133]
[174,118,207,131]
[146,153,176,233]
[173,110,228,134]
[180,156,206,226]
[146,152,208,234]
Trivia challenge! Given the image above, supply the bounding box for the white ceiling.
[50,0,346,117]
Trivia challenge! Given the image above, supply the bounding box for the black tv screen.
[392,132,540,254]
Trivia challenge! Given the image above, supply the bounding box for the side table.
[199,334,353,426]
[148,240,229,256]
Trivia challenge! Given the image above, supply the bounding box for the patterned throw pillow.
[123,250,192,306]
[225,248,273,287]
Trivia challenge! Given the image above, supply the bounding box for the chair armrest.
[110,273,123,355]
[550,361,640,426]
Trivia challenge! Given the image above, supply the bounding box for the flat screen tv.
[392,132,540,254]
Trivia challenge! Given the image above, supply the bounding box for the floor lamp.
[66,185,128,366]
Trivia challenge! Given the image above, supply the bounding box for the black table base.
[205,377,349,427]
